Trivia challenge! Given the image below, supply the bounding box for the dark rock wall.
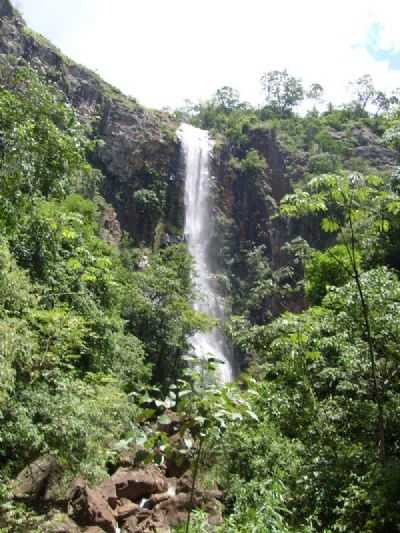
[212,121,399,322]
[212,130,308,318]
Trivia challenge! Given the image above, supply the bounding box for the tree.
[306,82,324,102]
[251,267,400,530]
[350,74,376,111]
[260,69,304,116]
[304,244,356,304]
[0,65,97,231]
[281,172,400,463]
[213,86,241,112]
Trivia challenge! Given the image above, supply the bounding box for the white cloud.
[11,0,400,109]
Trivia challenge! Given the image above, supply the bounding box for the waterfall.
[178,123,234,384]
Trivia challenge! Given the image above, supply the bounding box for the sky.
[10,0,400,110]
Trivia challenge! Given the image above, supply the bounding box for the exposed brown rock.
[153,492,223,528]
[153,494,191,527]
[136,514,170,532]
[121,514,139,532]
[147,475,177,509]
[176,473,192,494]
[115,500,141,521]
[68,482,117,533]
[98,478,119,510]
[109,465,168,503]
[203,489,224,501]
[136,508,153,522]
[0,6,181,248]
[148,491,171,508]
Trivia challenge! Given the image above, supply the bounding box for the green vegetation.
[2,56,400,533]
[0,65,206,494]
[171,70,400,532]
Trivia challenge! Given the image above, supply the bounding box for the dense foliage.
[0,65,207,496]
[2,57,400,533]
[173,71,400,532]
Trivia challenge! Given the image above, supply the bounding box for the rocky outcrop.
[349,126,399,168]
[66,465,221,532]
[100,465,168,507]
[154,492,223,527]
[114,500,141,521]
[0,0,182,246]
[11,456,222,532]
[69,480,117,533]
[212,117,400,327]
[12,454,63,502]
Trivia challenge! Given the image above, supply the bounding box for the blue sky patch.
[365,22,400,70]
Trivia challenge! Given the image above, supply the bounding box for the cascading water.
[178,123,234,384]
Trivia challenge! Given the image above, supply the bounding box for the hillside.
[1,0,400,531]
[0,0,182,245]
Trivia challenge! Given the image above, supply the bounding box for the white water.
[178,123,233,384]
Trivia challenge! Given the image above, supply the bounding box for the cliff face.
[2,0,400,320]
[0,0,182,245]
[212,129,307,320]
[212,117,400,322]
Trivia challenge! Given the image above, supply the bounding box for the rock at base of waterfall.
[68,481,117,533]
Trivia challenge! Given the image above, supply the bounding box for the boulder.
[122,509,166,531]
[153,492,223,528]
[108,465,167,503]
[135,509,153,522]
[148,491,171,508]
[203,489,224,502]
[13,455,62,501]
[136,515,170,532]
[115,500,141,521]
[67,477,87,497]
[148,477,176,509]
[153,494,190,527]
[98,478,119,510]
[68,481,117,533]
[121,515,138,532]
